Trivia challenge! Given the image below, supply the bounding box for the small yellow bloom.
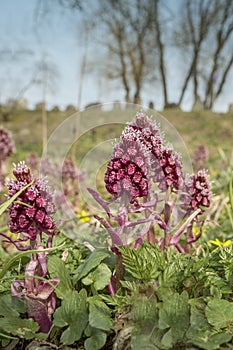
[209,238,231,251]
[77,210,90,223]
[193,223,207,236]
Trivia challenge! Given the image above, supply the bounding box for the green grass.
[2,107,233,167]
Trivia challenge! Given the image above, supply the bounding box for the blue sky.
[0,0,103,110]
[0,0,232,112]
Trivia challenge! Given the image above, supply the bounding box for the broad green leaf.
[53,289,88,345]
[131,295,158,328]
[0,317,39,339]
[84,326,107,350]
[161,329,173,349]
[88,297,113,331]
[188,298,209,331]
[187,299,232,350]
[187,328,231,350]
[0,295,25,317]
[48,255,73,298]
[0,180,33,217]
[81,263,111,290]
[158,291,190,342]
[73,250,110,282]
[205,298,233,329]
[131,334,160,350]
[0,295,39,339]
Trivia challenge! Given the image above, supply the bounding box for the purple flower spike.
[62,158,78,180]
[193,144,208,172]
[105,131,151,203]
[181,169,211,215]
[156,147,184,191]
[0,126,14,163]
[7,162,57,244]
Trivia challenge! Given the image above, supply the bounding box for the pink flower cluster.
[92,112,211,256]
[105,132,150,202]
[7,162,56,241]
[62,158,78,180]
[105,112,185,201]
[0,126,14,162]
[181,169,211,215]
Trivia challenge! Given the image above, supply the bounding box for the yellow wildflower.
[209,238,231,251]
[77,210,90,223]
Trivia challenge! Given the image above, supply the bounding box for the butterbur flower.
[127,113,162,168]
[181,169,211,215]
[193,144,208,172]
[126,113,184,192]
[1,162,60,334]
[62,158,78,180]
[0,174,5,192]
[0,126,14,163]
[105,131,151,203]
[7,162,56,244]
[156,147,184,191]
[91,111,212,261]
[40,157,58,178]
[128,112,163,149]
[26,152,39,172]
[62,158,79,201]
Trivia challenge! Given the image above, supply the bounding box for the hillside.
[1,107,233,167]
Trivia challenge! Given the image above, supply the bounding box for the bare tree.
[175,0,233,109]
[148,0,171,108]
[203,0,233,109]
[175,0,218,106]
[91,0,156,104]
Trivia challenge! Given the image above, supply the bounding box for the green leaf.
[0,294,40,339]
[187,328,231,350]
[88,297,113,331]
[81,263,111,290]
[205,298,233,329]
[119,243,164,282]
[0,180,33,217]
[0,295,25,317]
[188,298,209,331]
[73,250,110,282]
[158,291,190,342]
[53,289,88,345]
[47,255,73,298]
[84,326,107,350]
[0,317,39,339]
[161,329,173,349]
[131,295,158,327]
[131,334,160,350]
[187,299,232,350]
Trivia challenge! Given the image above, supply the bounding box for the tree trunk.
[178,49,198,105]
[211,53,233,109]
[154,0,168,108]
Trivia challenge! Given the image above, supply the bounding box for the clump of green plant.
[89,112,211,294]
[104,242,233,350]
[1,111,233,350]
[0,162,114,349]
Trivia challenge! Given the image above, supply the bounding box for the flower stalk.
[89,112,212,293]
[1,162,60,333]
